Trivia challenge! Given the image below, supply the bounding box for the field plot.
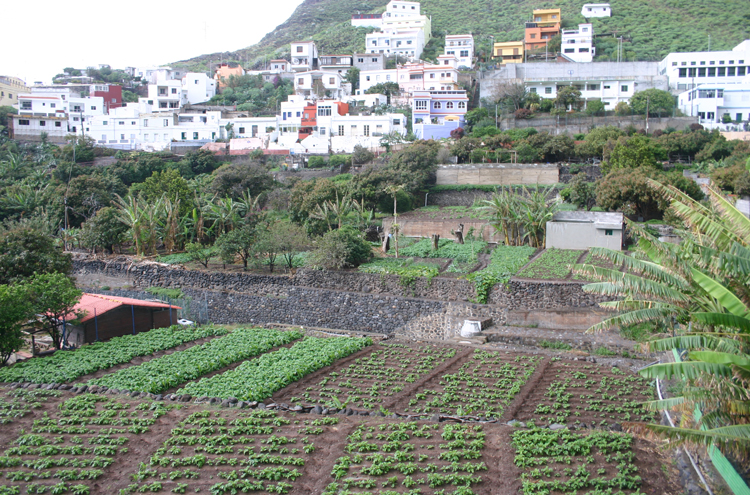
[0,325,228,385]
[275,343,459,410]
[515,249,584,280]
[0,388,61,426]
[88,328,302,394]
[513,360,658,427]
[573,251,624,281]
[177,337,371,401]
[122,408,337,495]
[325,421,489,495]
[0,393,179,495]
[512,428,671,494]
[398,350,542,418]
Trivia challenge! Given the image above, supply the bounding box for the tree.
[463,108,489,131]
[379,132,404,153]
[210,161,275,199]
[0,228,72,285]
[185,242,215,268]
[274,221,309,271]
[585,99,605,116]
[345,67,360,92]
[605,134,660,171]
[0,106,17,136]
[489,82,528,111]
[24,273,83,350]
[614,101,630,116]
[554,86,581,112]
[365,82,400,104]
[80,206,129,254]
[629,89,675,116]
[0,284,34,366]
[575,181,750,459]
[307,226,372,269]
[215,225,255,269]
[567,172,597,210]
[130,168,192,216]
[352,144,375,165]
[182,149,219,176]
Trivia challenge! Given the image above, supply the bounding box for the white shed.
[546,211,624,250]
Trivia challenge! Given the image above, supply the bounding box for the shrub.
[450,127,465,139]
[308,156,326,168]
[514,108,533,119]
[308,226,372,269]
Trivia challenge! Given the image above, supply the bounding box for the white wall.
[546,222,623,250]
[182,73,216,105]
[659,40,750,92]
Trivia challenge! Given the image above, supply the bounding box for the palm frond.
[691,312,750,335]
[640,361,734,380]
[707,185,750,245]
[691,268,749,317]
[643,335,742,353]
[586,307,677,333]
[642,397,685,411]
[628,422,750,456]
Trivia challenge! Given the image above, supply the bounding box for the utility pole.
[645,96,650,133]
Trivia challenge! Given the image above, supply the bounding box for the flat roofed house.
[545,211,624,250]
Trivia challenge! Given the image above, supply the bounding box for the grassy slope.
[172,0,750,71]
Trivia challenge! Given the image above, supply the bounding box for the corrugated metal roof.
[72,293,179,323]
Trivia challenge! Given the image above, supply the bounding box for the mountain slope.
[172,0,750,71]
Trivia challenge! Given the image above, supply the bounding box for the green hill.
[172,0,750,71]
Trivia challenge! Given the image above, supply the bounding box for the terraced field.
[0,326,678,494]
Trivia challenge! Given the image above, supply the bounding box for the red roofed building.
[67,293,180,345]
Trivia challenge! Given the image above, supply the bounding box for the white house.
[133,66,185,84]
[351,13,382,29]
[294,71,350,99]
[145,79,182,111]
[12,88,105,141]
[658,40,750,92]
[561,24,595,63]
[291,41,318,72]
[581,3,611,18]
[359,58,459,95]
[269,60,290,73]
[318,55,353,74]
[444,35,474,68]
[546,211,624,250]
[181,73,216,105]
[677,83,750,129]
[366,28,425,60]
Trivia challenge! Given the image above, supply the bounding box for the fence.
[85,289,210,325]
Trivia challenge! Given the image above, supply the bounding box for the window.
[708,67,716,77]
[50,103,56,108]
[194,80,198,84]
[393,119,401,125]
[363,125,369,136]
[458,101,466,109]
[605,229,613,236]
[329,77,335,84]
[708,112,715,120]
[681,61,686,66]
[19,120,29,125]
[55,122,61,127]
[298,78,304,85]
[410,74,423,80]
[296,46,303,52]
[691,61,696,66]
[460,50,469,57]
[688,68,697,77]
[39,121,45,126]
[239,127,245,134]
[171,88,177,94]
[372,58,378,62]
[434,102,441,109]
[103,120,108,125]
[118,121,125,125]
[736,113,743,122]
[20,101,31,110]
[193,132,199,140]
[446,102,454,109]
[698,68,706,77]
[621,85,628,92]
[672,61,677,66]
[430,73,435,79]
[564,48,574,53]
[415,100,428,110]
[358,58,364,63]
[739,67,747,76]
[366,75,371,81]
[545,87,552,94]
[163,119,169,126]
[718,67,726,76]
[143,120,148,127]
[579,48,589,53]
[710,60,715,65]
[529,87,537,93]
[318,107,332,117]
[338,125,344,136]
[678,68,687,77]
[587,84,599,91]
[181,132,187,140]
[530,34,537,39]
[728,67,736,76]
[131,121,136,125]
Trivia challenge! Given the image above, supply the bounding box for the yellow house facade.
[494,41,524,63]
[532,8,561,27]
[0,76,27,107]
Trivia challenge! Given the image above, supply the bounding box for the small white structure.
[658,40,750,92]
[362,0,432,61]
[181,73,216,105]
[561,24,595,63]
[294,71,350,99]
[460,320,482,338]
[444,34,474,69]
[546,211,624,251]
[677,83,750,128]
[581,3,611,18]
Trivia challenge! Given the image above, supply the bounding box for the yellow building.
[494,41,524,63]
[532,8,562,27]
[0,76,27,107]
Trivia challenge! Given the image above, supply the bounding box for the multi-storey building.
[0,76,27,107]
[525,8,561,52]
[294,71,349,99]
[493,41,524,64]
[354,53,385,71]
[658,40,750,92]
[581,3,611,18]
[363,0,432,61]
[291,42,318,72]
[11,87,105,142]
[359,56,459,94]
[678,83,750,127]
[411,89,468,139]
[214,64,245,89]
[444,35,474,68]
[142,73,215,112]
[90,84,123,112]
[561,24,595,63]
[319,55,354,74]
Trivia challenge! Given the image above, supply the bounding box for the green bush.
[308,156,327,168]
[308,226,372,269]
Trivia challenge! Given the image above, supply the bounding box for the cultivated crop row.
[0,393,179,495]
[403,350,541,418]
[125,408,332,494]
[0,325,228,385]
[325,421,488,494]
[512,428,646,494]
[177,337,372,401]
[285,343,457,410]
[0,388,61,425]
[89,328,302,394]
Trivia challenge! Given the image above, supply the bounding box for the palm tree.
[113,194,144,256]
[574,180,750,460]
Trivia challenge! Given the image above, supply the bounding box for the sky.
[2,0,306,85]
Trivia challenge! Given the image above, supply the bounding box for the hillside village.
[0,1,749,494]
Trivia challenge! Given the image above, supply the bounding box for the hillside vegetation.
[172,0,750,71]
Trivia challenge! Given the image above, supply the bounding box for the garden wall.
[426,189,495,207]
[380,217,502,243]
[436,164,559,186]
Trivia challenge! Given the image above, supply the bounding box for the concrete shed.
[65,293,180,346]
[545,211,624,250]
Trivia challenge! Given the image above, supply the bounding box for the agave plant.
[574,180,750,460]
